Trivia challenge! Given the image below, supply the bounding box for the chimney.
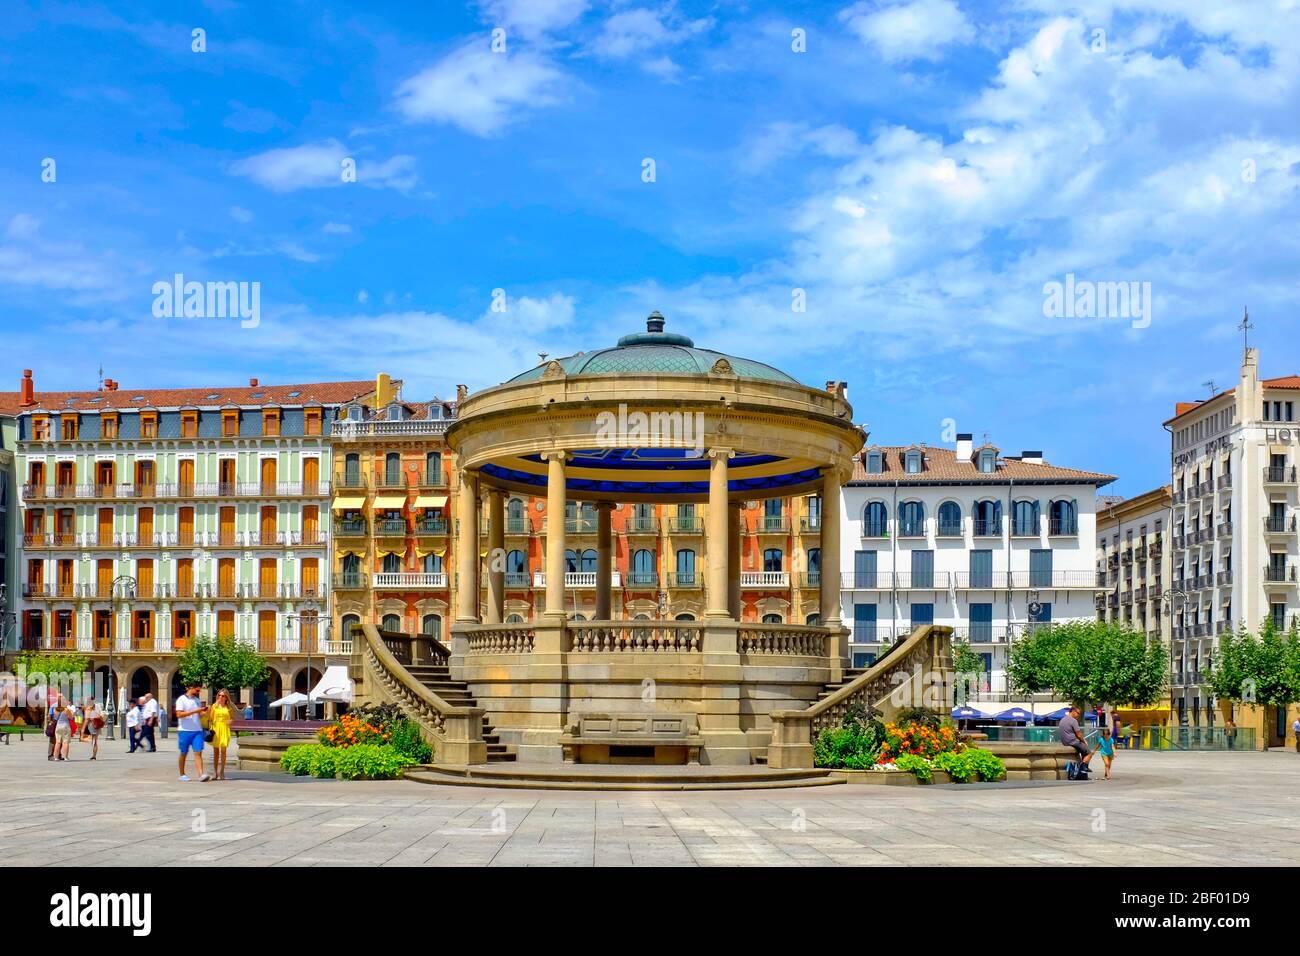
[824,380,848,401]
[1021,450,1044,465]
[956,432,973,461]
[456,384,468,403]
[249,377,259,387]
[646,311,665,333]
[19,369,34,407]
[104,378,118,391]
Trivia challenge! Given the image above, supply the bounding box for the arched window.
[341,552,360,575]
[807,548,821,584]
[1050,499,1077,535]
[508,498,524,520]
[384,452,401,485]
[974,500,1002,536]
[505,613,525,623]
[422,552,443,574]
[675,549,696,585]
[674,613,696,621]
[763,548,783,572]
[421,614,442,640]
[937,501,962,536]
[863,501,888,537]
[340,613,360,636]
[380,613,401,632]
[425,451,442,482]
[382,552,401,574]
[579,549,596,572]
[1013,500,1040,536]
[506,549,527,585]
[899,500,926,537]
[631,549,656,585]
[762,613,783,624]
[763,498,784,532]
[805,613,822,625]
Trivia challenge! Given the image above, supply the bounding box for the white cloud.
[839,0,974,62]
[228,139,417,191]
[229,206,254,223]
[357,290,369,304]
[482,0,589,38]
[323,222,353,235]
[587,6,713,78]
[394,42,566,136]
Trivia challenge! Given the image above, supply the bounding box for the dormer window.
[388,405,403,421]
[102,413,119,439]
[181,410,199,438]
[140,412,158,439]
[60,414,78,440]
[905,450,922,474]
[262,409,281,436]
[866,450,883,474]
[222,410,239,437]
[304,407,322,436]
[429,405,443,420]
[978,450,996,473]
[347,405,362,421]
[32,416,50,441]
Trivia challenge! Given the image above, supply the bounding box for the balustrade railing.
[569,620,703,653]
[736,624,827,656]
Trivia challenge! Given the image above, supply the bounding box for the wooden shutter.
[219,506,236,545]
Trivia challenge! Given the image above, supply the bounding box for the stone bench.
[560,713,702,765]
[973,741,1079,780]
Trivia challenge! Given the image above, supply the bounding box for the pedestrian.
[141,693,159,752]
[82,698,103,760]
[242,701,254,721]
[45,699,59,761]
[174,683,211,782]
[1057,705,1094,778]
[1291,716,1300,753]
[1097,726,1116,779]
[51,695,75,761]
[209,688,236,781]
[125,698,142,753]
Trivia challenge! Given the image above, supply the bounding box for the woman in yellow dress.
[210,688,236,781]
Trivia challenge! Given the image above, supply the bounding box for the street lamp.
[107,574,138,741]
[1163,586,1189,728]
[284,599,329,720]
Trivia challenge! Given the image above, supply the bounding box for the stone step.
[405,765,842,791]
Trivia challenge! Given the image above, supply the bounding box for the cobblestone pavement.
[3,737,1299,866]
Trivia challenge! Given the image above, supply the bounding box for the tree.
[1205,619,1300,721]
[175,636,270,697]
[952,641,985,704]
[1007,620,1166,711]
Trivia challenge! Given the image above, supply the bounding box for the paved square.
[4,737,1299,866]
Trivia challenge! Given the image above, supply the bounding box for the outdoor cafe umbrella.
[267,692,311,712]
[992,707,1034,722]
[951,705,987,719]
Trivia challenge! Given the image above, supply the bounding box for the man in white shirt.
[125,699,142,753]
[174,684,211,782]
[141,693,160,752]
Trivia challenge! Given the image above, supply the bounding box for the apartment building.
[1095,485,1173,645]
[1166,346,1300,735]
[11,370,373,711]
[329,373,826,637]
[0,403,15,656]
[840,434,1115,704]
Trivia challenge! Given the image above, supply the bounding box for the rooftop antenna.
[1202,379,1218,396]
[1239,307,1253,350]
[97,363,104,391]
[981,430,990,447]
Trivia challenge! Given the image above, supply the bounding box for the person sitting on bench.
[1057,705,1093,773]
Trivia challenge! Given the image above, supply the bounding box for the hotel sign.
[1175,435,1231,467]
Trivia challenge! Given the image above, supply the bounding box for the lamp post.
[107,574,138,741]
[284,599,327,720]
[1163,586,1189,729]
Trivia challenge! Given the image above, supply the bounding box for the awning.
[951,705,988,719]
[413,494,448,509]
[991,707,1035,722]
[416,545,446,558]
[310,665,354,703]
[376,548,403,558]
[332,497,365,511]
[372,495,407,511]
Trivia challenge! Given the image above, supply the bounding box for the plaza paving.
[3,736,1300,866]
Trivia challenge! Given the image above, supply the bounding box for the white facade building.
[839,435,1114,706]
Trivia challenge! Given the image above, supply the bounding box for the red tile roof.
[851,445,1115,485]
[0,380,377,415]
[1165,375,1300,424]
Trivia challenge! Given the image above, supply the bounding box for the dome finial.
[646,310,665,334]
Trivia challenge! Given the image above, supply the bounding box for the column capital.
[706,447,735,461]
[540,449,570,464]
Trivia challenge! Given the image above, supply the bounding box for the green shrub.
[387,720,433,764]
[892,752,933,782]
[332,744,419,780]
[280,744,314,775]
[894,706,943,729]
[933,750,977,783]
[964,747,1007,782]
[308,746,338,779]
[813,718,886,769]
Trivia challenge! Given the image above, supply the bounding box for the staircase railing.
[356,623,486,765]
[767,624,954,769]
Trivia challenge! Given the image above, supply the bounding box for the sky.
[1,0,1298,497]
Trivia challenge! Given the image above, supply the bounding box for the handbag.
[204,729,216,742]
[44,721,55,738]
[93,715,105,730]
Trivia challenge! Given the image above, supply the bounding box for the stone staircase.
[404,662,516,763]
[814,667,868,705]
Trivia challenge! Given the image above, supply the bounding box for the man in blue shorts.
[175,683,211,782]
[1057,705,1093,776]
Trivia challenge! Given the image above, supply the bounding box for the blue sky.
[1,0,1298,496]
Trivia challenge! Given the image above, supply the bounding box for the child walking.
[1097,726,1116,780]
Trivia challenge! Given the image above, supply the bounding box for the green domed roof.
[506,312,801,385]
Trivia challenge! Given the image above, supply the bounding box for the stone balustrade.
[569,620,704,653]
[736,623,828,657]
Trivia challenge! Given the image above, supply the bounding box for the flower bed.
[280,742,418,780]
[317,703,433,765]
[815,713,1006,783]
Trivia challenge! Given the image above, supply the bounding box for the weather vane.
[1239,307,1253,349]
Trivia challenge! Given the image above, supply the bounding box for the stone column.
[819,467,843,627]
[595,501,614,620]
[727,502,742,619]
[455,469,479,624]
[705,448,732,619]
[543,451,568,617]
[485,488,505,624]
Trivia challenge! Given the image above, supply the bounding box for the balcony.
[669,517,702,534]
[373,572,447,589]
[374,519,409,536]
[951,626,1011,644]
[624,571,659,588]
[842,571,887,590]
[757,516,790,534]
[1011,522,1038,538]
[893,571,946,589]
[740,570,790,587]
[415,469,448,488]
[505,516,534,535]
[973,519,1001,537]
[950,571,1008,590]
[624,517,660,535]
[1264,465,1296,484]
[1197,481,1214,497]
[1265,515,1296,535]
[334,519,368,537]
[332,573,366,590]
[1148,540,1163,559]
[1007,571,1100,589]
[896,522,926,539]
[1216,521,1233,538]
[1172,489,1186,504]
[333,418,452,439]
[936,521,962,538]
[1217,473,1233,490]
[373,472,409,490]
[1049,518,1078,537]
[504,571,531,588]
[531,572,622,588]
[414,518,450,535]
[1264,563,1297,586]
[799,516,823,534]
[668,572,702,588]
[862,523,889,539]
[1215,569,1232,587]
[1215,620,1232,635]
[798,572,822,588]
[335,472,368,490]
[542,517,598,535]
[1120,550,1133,565]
